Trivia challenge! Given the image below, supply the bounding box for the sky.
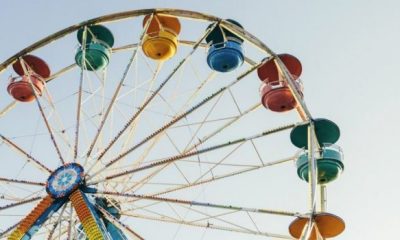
[1,0,400,239]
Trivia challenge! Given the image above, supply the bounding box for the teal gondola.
[296,144,344,184]
[75,25,114,71]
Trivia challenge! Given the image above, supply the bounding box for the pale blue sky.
[1,1,400,239]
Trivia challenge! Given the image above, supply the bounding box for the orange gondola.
[289,212,345,240]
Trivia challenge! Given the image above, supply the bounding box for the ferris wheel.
[0,9,345,240]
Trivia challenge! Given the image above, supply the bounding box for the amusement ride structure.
[0,9,345,240]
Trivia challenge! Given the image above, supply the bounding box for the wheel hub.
[46,163,84,199]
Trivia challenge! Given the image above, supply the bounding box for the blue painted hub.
[46,163,84,199]
[207,40,244,72]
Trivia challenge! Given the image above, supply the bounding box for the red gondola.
[257,54,303,112]
[7,55,50,102]
[257,54,302,83]
[259,80,303,112]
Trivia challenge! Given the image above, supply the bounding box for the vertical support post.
[308,122,318,214]
[300,122,318,240]
[320,185,327,212]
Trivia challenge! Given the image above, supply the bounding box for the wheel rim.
[0,9,344,240]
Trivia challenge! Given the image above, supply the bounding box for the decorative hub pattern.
[46,163,84,199]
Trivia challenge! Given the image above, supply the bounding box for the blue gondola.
[205,19,244,72]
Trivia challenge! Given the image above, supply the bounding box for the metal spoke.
[123,212,292,239]
[186,103,260,151]
[100,62,163,184]
[47,203,67,240]
[182,86,225,152]
[228,89,265,165]
[0,185,44,202]
[90,21,220,170]
[86,14,155,158]
[246,212,261,234]
[94,191,300,217]
[88,58,266,182]
[20,58,66,165]
[88,79,228,181]
[179,159,260,168]
[42,83,74,157]
[127,103,260,193]
[114,90,225,180]
[192,142,245,184]
[0,177,45,187]
[0,134,51,173]
[89,123,298,185]
[124,137,243,195]
[178,204,255,234]
[45,64,76,83]
[128,79,224,188]
[0,101,17,118]
[96,204,144,240]
[74,26,88,161]
[121,71,218,192]
[152,156,295,197]
[121,58,268,192]
[0,196,42,211]
[51,222,69,240]
[171,116,236,129]
[186,208,240,225]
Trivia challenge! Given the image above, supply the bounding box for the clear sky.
[1,1,400,239]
